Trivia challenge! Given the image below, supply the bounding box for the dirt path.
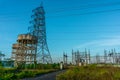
[22,70,65,80]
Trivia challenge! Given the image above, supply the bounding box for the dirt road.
[22,70,65,80]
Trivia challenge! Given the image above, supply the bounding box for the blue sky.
[0,0,120,62]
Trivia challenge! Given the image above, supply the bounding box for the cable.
[47,1,120,13]
[47,8,120,18]
[1,1,120,18]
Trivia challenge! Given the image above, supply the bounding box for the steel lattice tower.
[29,4,52,63]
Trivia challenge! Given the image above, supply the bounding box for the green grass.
[0,68,57,80]
[0,63,60,80]
[16,69,56,79]
[56,65,120,80]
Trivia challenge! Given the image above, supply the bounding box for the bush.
[0,63,59,79]
[16,71,36,79]
[2,73,15,80]
[0,68,17,80]
[57,65,120,80]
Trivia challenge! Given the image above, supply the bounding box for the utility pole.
[104,49,107,63]
[63,52,68,65]
[88,49,90,64]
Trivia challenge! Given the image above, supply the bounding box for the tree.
[0,51,5,61]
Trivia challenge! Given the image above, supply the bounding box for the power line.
[47,1,120,13]
[1,1,120,18]
[48,38,120,41]
[47,8,120,18]
[48,32,120,34]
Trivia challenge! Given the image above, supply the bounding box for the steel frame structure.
[29,4,52,63]
[12,34,37,66]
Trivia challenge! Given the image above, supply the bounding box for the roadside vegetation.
[0,63,60,80]
[57,64,120,80]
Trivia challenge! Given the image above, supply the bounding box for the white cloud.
[99,39,120,46]
[76,35,120,49]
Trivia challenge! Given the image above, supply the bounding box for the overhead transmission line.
[47,8,120,18]
[1,1,120,18]
[46,1,120,18]
[46,2,120,41]
[47,1,120,13]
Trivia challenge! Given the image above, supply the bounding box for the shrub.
[57,65,120,80]
[0,63,59,79]
[16,71,36,79]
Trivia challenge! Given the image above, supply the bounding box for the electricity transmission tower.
[29,4,52,64]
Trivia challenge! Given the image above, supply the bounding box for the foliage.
[16,63,60,69]
[16,70,36,79]
[57,65,120,80]
[0,63,59,80]
[0,68,17,80]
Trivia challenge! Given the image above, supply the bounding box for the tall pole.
[29,4,52,63]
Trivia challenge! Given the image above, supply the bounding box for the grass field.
[57,65,120,80]
[0,63,60,80]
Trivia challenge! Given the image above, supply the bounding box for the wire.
[1,1,120,18]
[47,8,120,18]
[47,1,120,13]
[47,32,120,34]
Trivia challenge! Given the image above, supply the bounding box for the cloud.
[99,39,120,46]
[76,35,120,49]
